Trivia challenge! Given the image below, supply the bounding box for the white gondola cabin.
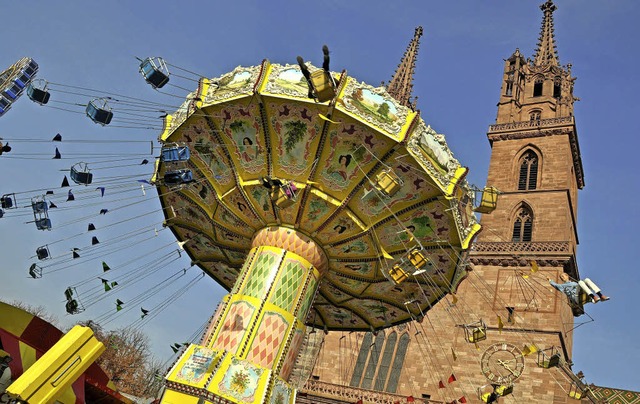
[26,80,50,105]
[86,98,113,125]
[139,57,170,89]
[70,162,93,185]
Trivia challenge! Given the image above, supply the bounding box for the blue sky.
[1,0,638,392]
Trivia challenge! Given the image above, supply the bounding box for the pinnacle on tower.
[533,0,560,66]
[386,26,423,109]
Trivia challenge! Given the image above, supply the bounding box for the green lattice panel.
[242,249,281,299]
[267,256,306,312]
[297,271,318,321]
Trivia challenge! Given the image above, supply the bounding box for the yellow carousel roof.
[155,60,481,331]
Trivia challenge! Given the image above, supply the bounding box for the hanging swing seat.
[568,381,584,400]
[0,95,11,117]
[86,98,113,125]
[31,199,48,214]
[464,319,487,343]
[36,245,50,260]
[474,186,499,214]
[389,263,410,284]
[271,181,298,209]
[70,162,93,185]
[64,287,84,314]
[164,169,194,185]
[309,69,336,103]
[537,346,562,368]
[375,169,403,198]
[1,194,15,209]
[28,263,42,279]
[408,248,429,270]
[35,218,52,230]
[161,144,191,162]
[139,57,170,89]
[27,80,50,105]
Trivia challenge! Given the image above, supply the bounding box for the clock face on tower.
[480,342,525,384]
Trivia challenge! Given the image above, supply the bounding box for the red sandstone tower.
[303,2,595,403]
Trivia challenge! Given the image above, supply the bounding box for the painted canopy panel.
[155,61,480,331]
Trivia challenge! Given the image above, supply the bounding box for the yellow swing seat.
[310,70,336,103]
[389,264,409,285]
[474,186,499,214]
[375,169,403,198]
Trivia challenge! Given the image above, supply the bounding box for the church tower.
[300,2,590,403]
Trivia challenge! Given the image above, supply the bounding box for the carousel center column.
[162,227,328,404]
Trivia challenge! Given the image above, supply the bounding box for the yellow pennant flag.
[380,246,394,260]
[451,294,458,305]
[497,315,504,333]
[451,347,458,361]
[318,113,340,124]
[530,260,539,273]
[522,343,538,356]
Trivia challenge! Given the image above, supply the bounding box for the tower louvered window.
[512,205,533,242]
[533,77,544,97]
[553,77,562,98]
[518,151,538,190]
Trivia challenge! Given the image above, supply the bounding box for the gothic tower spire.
[386,26,423,109]
[533,0,560,66]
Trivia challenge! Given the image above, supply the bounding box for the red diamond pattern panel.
[279,327,304,380]
[246,312,289,369]
[211,301,255,354]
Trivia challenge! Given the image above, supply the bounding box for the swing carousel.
[152,52,484,404]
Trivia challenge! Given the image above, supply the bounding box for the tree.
[83,321,163,397]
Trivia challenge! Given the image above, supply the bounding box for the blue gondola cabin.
[86,99,113,125]
[27,82,50,105]
[161,145,190,162]
[139,57,170,89]
[164,169,194,185]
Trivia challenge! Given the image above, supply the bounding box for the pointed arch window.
[374,331,397,390]
[386,332,410,393]
[529,110,541,122]
[512,205,533,242]
[533,77,544,97]
[518,150,539,190]
[505,71,515,96]
[349,332,372,387]
[361,331,385,389]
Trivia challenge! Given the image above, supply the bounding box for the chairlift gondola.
[139,57,170,89]
[23,59,38,79]
[70,162,93,185]
[1,193,16,209]
[464,319,487,343]
[86,98,113,125]
[1,80,25,101]
[64,286,84,314]
[537,346,562,369]
[0,95,11,117]
[375,168,403,198]
[36,245,51,260]
[28,263,43,279]
[161,144,190,162]
[164,169,194,185]
[31,195,52,230]
[473,186,499,214]
[26,79,50,105]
